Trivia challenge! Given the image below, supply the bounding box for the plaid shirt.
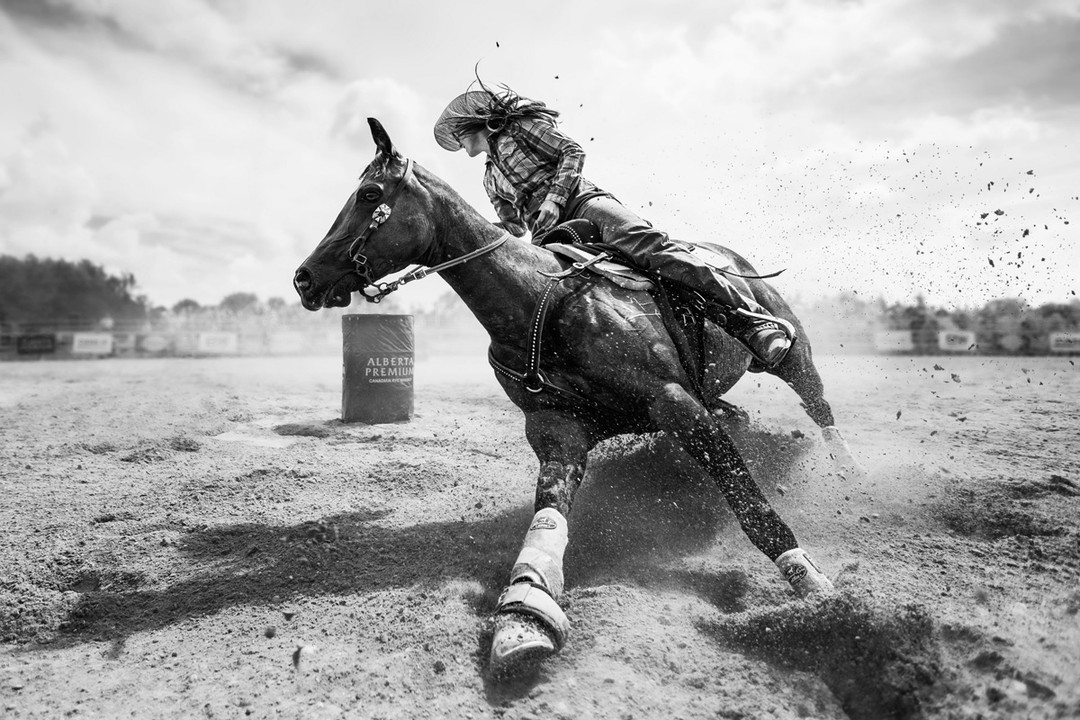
[482,117,585,236]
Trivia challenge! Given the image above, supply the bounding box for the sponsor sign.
[138,333,171,353]
[16,334,56,354]
[361,354,414,385]
[873,330,915,353]
[112,333,137,352]
[72,332,114,355]
[1049,332,1080,353]
[196,332,239,354]
[937,330,977,352]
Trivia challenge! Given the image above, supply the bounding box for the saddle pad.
[544,243,655,291]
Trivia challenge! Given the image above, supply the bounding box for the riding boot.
[714,307,796,369]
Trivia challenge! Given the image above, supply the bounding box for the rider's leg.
[575,196,794,367]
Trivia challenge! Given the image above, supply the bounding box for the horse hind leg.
[770,341,865,477]
[647,383,834,597]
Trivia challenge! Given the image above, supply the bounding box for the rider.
[433,82,796,368]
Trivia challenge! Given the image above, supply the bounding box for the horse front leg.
[648,383,835,597]
[489,410,591,677]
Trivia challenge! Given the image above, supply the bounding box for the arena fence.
[2,325,1077,361]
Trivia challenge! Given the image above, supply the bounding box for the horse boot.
[723,307,797,370]
[490,508,571,677]
[775,548,835,598]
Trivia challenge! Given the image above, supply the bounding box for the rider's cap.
[433,91,495,151]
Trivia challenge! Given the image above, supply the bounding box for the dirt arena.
[1,350,1077,719]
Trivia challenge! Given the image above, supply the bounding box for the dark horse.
[294,119,859,676]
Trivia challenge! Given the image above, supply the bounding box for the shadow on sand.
[38,425,819,672]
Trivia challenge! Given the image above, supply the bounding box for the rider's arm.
[515,118,585,213]
[484,162,528,237]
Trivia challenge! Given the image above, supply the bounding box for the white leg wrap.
[775,548,835,598]
[510,508,568,598]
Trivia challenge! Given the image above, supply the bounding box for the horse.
[293,118,859,677]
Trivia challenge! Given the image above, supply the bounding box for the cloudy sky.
[0,0,1077,313]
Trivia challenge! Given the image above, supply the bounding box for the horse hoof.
[822,426,866,479]
[775,548,836,598]
[489,611,558,677]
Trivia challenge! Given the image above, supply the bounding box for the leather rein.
[347,158,510,303]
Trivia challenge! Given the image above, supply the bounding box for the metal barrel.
[341,314,414,424]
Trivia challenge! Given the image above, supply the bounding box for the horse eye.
[359,188,381,203]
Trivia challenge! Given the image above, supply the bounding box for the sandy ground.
[0,351,1078,719]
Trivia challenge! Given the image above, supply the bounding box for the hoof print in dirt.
[706,593,943,720]
[295,520,340,544]
[168,436,201,452]
[273,423,332,438]
[1009,474,1079,498]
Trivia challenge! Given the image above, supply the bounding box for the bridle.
[345,157,510,303]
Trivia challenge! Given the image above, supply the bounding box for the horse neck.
[428,195,556,345]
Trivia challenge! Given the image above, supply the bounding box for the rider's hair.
[447,75,561,139]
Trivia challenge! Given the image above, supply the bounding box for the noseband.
[345,157,510,303]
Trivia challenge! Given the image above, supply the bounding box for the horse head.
[293,118,436,310]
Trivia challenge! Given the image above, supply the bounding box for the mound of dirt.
[272,422,333,438]
[934,483,1068,540]
[706,592,944,720]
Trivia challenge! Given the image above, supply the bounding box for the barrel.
[341,314,414,424]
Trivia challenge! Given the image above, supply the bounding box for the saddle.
[487,220,715,401]
[536,220,654,292]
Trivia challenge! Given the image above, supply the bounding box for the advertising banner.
[936,330,977,352]
[16,334,56,355]
[72,333,114,355]
[1048,332,1080,353]
[196,332,239,355]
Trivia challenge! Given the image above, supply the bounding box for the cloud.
[0,119,97,238]
[0,0,1076,312]
[6,0,323,94]
[329,78,429,154]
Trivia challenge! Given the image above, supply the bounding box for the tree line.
[2,255,1076,355]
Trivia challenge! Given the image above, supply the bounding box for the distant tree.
[974,298,1027,354]
[219,292,260,314]
[0,254,147,327]
[266,297,288,311]
[173,298,201,314]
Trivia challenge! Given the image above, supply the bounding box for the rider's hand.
[535,200,561,234]
[494,220,527,238]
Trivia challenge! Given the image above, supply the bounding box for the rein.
[346,157,510,303]
[362,232,511,303]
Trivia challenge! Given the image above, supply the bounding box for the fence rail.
[0,316,491,361]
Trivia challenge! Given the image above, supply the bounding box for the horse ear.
[367,118,401,159]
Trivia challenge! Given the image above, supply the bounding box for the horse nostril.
[293,268,311,291]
